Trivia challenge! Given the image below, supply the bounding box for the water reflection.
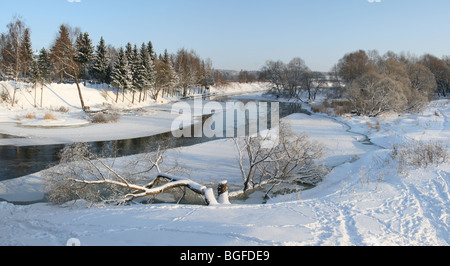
[0,133,22,139]
[0,144,65,180]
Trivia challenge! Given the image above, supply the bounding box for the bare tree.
[233,122,324,194]
[286,57,309,100]
[341,50,438,116]
[406,62,436,109]
[327,64,345,98]
[154,58,176,100]
[346,71,408,116]
[421,54,450,97]
[407,62,436,96]
[261,58,314,101]
[213,69,230,88]
[173,48,203,97]
[337,50,375,84]
[310,71,327,101]
[238,70,256,83]
[300,70,326,102]
[260,60,286,95]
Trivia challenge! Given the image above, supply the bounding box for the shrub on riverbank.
[89,111,120,124]
[391,140,449,172]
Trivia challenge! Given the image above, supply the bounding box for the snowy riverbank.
[0,81,270,146]
[0,81,449,246]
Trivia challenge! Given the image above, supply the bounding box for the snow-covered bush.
[52,106,69,113]
[1,89,9,103]
[310,100,353,116]
[391,140,449,172]
[89,111,120,124]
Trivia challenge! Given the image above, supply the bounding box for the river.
[0,95,310,181]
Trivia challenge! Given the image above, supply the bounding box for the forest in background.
[1,16,450,116]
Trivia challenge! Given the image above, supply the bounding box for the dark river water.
[0,96,309,181]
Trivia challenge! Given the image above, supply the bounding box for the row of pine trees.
[0,17,215,109]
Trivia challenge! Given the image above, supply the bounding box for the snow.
[0,81,449,246]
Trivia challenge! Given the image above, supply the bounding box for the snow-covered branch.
[44,143,230,206]
[233,122,324,193]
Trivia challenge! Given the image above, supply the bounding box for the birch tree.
[0,16,28,106]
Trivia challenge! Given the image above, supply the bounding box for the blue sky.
[1,0,450,71]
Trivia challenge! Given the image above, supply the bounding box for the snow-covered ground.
[0,81,449,246]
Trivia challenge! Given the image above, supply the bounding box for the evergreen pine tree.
[147,41,156,61]
[162,49,169,64]
[140,43,156,102]
[91,37,109,84]
[37,48,51,107]
[50,24,72,83]
[20,28,33,80]
[38,48,51,83]
[74,32,94,85]
[130,45,146,104]
[111,48,132,103]
[125,42,133,64]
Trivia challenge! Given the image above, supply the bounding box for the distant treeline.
[1,16,449,115]
[260,50,450,116]
[0,17,217,108]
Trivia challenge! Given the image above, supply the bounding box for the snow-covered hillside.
[0,81,449,246]
[0,80,270,113]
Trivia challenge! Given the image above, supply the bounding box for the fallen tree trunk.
[139,173,220,205]
[46,143,230,206]
[68,171,227,206]
[218,180,231,204]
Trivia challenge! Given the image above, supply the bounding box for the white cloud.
[67,0,82,3]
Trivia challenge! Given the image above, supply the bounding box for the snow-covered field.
[0,81,449,246]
